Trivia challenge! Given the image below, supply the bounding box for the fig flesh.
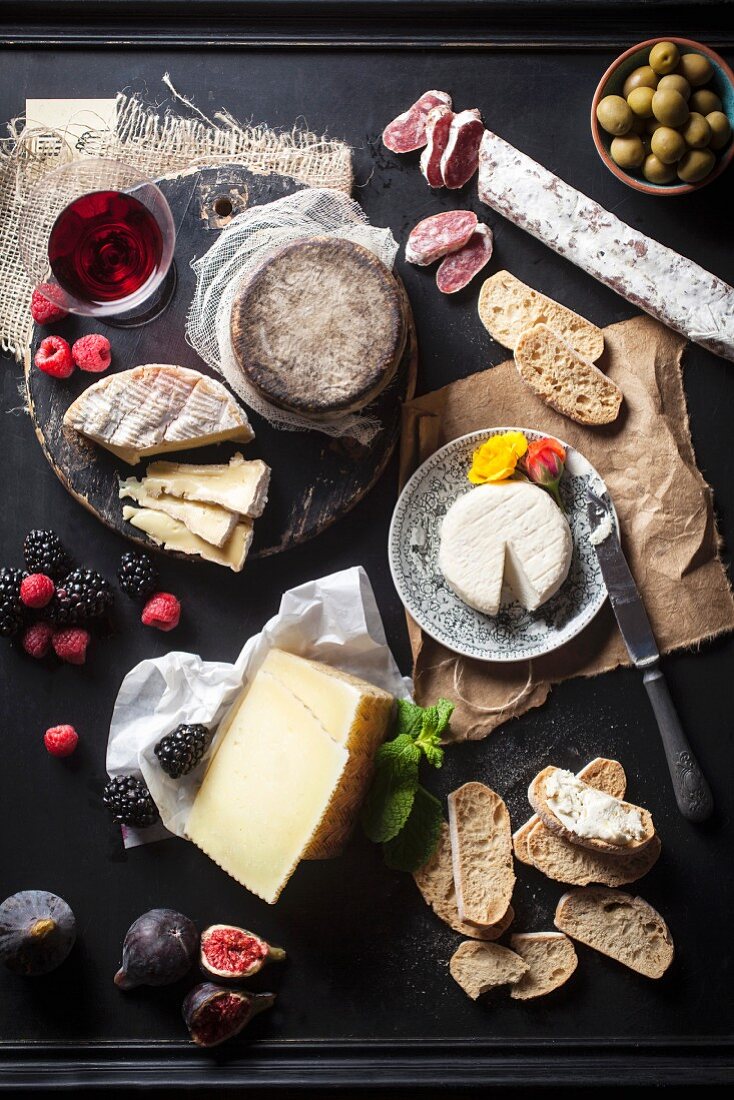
[114,908,198,990]
[0,890,76,976]
[182,982,275,1047]
[199,924,285,981]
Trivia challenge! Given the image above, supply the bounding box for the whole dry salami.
[441,109,484,189]
[436,223,494,294]
[420,105,454,187]
[382,90,452,154]
[478,129,734,362]
[405,210,478,267]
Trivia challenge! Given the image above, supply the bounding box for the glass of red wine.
[19,158,176,327]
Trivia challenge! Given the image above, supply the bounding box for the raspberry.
[44,724,79,757]
[34,336,74,379]
[30,283,69,325]
[141,592,181,632]
[52,627,90,665]
[72,334,112,373]
[20,573,55,609]
[22,621,55,659]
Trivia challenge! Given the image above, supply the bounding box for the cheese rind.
[439,482,572,615]
[122,505,253,571]
[119,478,238,547]
[143,453,271,518]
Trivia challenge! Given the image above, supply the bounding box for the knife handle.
[643,667,713,823]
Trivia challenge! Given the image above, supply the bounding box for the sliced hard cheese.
[185,651,393,902]
[119,478,238,547]
[64,364,253,465]
[439,482,572,615]
[143,453,270,517]
[122,505,253,572]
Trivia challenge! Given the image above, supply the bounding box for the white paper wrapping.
[106,567,411,848]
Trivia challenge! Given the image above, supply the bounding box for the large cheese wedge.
[143,453,270,517]
[119,478,238,547]
[439,482,572,615]
[185,649,394,902]
[64,364,254,465]
[122,505,253,572]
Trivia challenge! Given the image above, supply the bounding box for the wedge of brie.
[439,482,572,615]
[119,478,238,548]
[122,505,253,572]
[142,453,270,517]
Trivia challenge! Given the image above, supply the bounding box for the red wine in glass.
[48,190,164,308]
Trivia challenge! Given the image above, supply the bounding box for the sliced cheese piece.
[263,648,394,858]
[64,364,254,465]
[439,482,572,615]
[122,505,252,572]
[119,478,238,547]
[143,453,270,517]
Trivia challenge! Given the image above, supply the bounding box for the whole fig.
[0,891,76,976]
[183,982,275,1047]
[199,924,285,981]
[114,908,198,990]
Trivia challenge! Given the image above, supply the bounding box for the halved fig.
[199,923,285,981]
[182,982,275,1047]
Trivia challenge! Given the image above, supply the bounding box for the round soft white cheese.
[438,481,572,616]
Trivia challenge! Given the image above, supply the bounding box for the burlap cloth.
[400,316,734,741]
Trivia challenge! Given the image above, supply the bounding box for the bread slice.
[449,941,528,1001]
[509,933,578,1000]
[528,766,655,854]
[554,888,674,979]
[527,827,661,887]
[414,822,514,939]
[514,324,622,426]
[478,270,604,360]
[448,783,515,927]
[513,757,626,865]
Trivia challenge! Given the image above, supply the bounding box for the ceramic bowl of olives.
[591,37,734,194]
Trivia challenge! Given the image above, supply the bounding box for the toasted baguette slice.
[509,933,578,1000]
[528,766,655,854]
[514,324,622,426]
[448,783,515,927]
[449,941,528,1001]
[513,757,627,865]
[554,888,674,979]
[478,270,604,360]
[527,827,661,887]
[414,822,514,939]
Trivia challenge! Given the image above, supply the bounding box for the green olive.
[681,112,711,149]
[689,88,722,115]
[610,134,646,169]
[643,153,677,184]
[677,53,714,87]
[706,110,732,150]
[657,74,691,100]
[652,88,689,127]
[622,66,659,99]
[596,94,634,135]
[649,41,680,76]
[650,126,687,164]
[627,86,655,118]
[677,148,716,182]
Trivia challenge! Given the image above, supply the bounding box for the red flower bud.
[520,438,566,507]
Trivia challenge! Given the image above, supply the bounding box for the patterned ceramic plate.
[388,428,614,662]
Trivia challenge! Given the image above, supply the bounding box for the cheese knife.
[587,486,713,822]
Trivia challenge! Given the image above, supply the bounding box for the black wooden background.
[1,1,733,1087]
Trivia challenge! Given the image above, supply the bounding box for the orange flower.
[520,437,566,507]
[468,431,528,485]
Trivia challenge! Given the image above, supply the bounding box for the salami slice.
[478,129,734,362]
[382,90,452,154]
[436,223,494,294]
[420,105,454,188]
[405,211,478,267]
[441,109,484,189]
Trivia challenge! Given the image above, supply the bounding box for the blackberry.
[103,775,159,828]
[118,551,158,599]
[23,530,71,578]
[51,568,114,625]
[0,567,25,638]
[154,723,211,779]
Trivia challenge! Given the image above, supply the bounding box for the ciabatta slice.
[509,932,578,1000]
[514,324,622,426]
[449,941,528,1001]
[448,783,515,927]
[527,827,661,888]
[554,888,674,979]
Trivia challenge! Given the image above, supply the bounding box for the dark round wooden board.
[25,165,417,559]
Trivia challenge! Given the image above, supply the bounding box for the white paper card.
[25,99,117,151]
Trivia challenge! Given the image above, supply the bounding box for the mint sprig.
[361,697,454,872]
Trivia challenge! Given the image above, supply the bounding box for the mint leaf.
[394,698,426,739]
[361,739,420,844]
[434,697,455,733]
[375,733,421,777]
[382,786,444,872]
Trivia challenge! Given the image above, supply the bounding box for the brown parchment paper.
[399,315,734,741]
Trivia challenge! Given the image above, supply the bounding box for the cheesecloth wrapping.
[186,188,400,445]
